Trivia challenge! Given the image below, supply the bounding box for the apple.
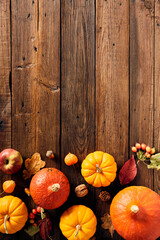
[0,149,23,174]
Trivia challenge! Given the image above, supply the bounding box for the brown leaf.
[23,153,46,179]
[101,213,115,238]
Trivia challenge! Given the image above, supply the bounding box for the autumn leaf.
[101,213,115,238]
[147,153,160,170]
[23,153,46,179]
[119,155,137,185]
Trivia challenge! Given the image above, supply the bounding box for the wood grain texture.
[36,0,61,239]
[0,0,11,152]
[96,0,129,239]
[154,0,160,194]
[0,1,11,239]
[130,0,154,188]
[11,0,37,158]
[61,0,95,238]
[36,0,60,165]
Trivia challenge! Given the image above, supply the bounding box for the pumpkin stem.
[96,164,102,173]
[75,224,81,238]
[4,215,9,234]
[131,205,139,214]
[48,183,60,192]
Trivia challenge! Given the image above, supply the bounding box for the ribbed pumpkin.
[81,151,117,187]
[60,205,97,240]
[30,168,70,209]
[110,186,160,240]
[0,195,28,234]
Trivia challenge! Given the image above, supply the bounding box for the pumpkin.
[81,151,117,187]
[30,168,70,209]
[60,205,97,240]
[110,186,160,240]
[2,180,16,193]
[0,195,28,234]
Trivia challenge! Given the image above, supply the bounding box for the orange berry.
[29,219,35,224]
[33,223,37,227]
[64,153,78,166]
[32,209,37,215]
[29,213,35,219]
[135,143,141,149]
[36,206,42,213]
[145,152,151,158]
[146,146,151,153]
[141,143,146,151]
[150,148,155,154]
[131,147,137,153]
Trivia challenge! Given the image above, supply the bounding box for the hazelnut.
[75,184,88,197]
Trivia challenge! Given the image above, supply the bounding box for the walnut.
[75,184,88,197]
[99,191,111,201]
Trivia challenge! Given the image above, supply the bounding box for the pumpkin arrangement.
[0,146,160,240]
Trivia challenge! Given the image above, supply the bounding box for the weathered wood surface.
[0,0,160,239]
[96,0,129,239]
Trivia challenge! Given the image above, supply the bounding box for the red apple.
[0,149,23,174]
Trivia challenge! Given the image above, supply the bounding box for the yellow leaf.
[23,153,46,180]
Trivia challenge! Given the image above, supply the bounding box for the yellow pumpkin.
[81,151,117,187]
[59,205,97,240]
[0,195,28,234]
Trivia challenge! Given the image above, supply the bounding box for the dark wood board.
[0,0,160,239]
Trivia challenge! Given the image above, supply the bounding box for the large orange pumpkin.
[110,186,160,240]
[30,168,70,209]
[60,205,97,240]
[0,195,28,234]
[81,151,117,187]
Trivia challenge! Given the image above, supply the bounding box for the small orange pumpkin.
[60,205,97,240]
[2,180,16,193]
[30,168,70,209]
[110,186,160,240]
[81,151,117,187]
[0,195,28,234]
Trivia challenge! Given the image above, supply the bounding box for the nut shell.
[99,191,111,201]
[75,184,88,197]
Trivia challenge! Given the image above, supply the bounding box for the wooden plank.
[130,0,154,188]
[0,0,11,151]
[0,1,11,239]
[154,0,160,194]
[11,0,61,239]
[11,0,37,158]
[36,0,61,239]
[36,0,60,165]
[61,1,95,238]
[96,0,129,239]
[11,1,38,239]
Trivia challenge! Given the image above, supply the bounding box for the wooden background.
[0,0,160,239]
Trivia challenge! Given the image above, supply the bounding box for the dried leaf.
[147,153,160,170]
[119,155,137,185]
[101,213,115,238]
[24,225,40,237]
[23,153,46,179]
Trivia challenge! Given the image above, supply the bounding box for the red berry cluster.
[131,143,155,159]
[29,206,42,226]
